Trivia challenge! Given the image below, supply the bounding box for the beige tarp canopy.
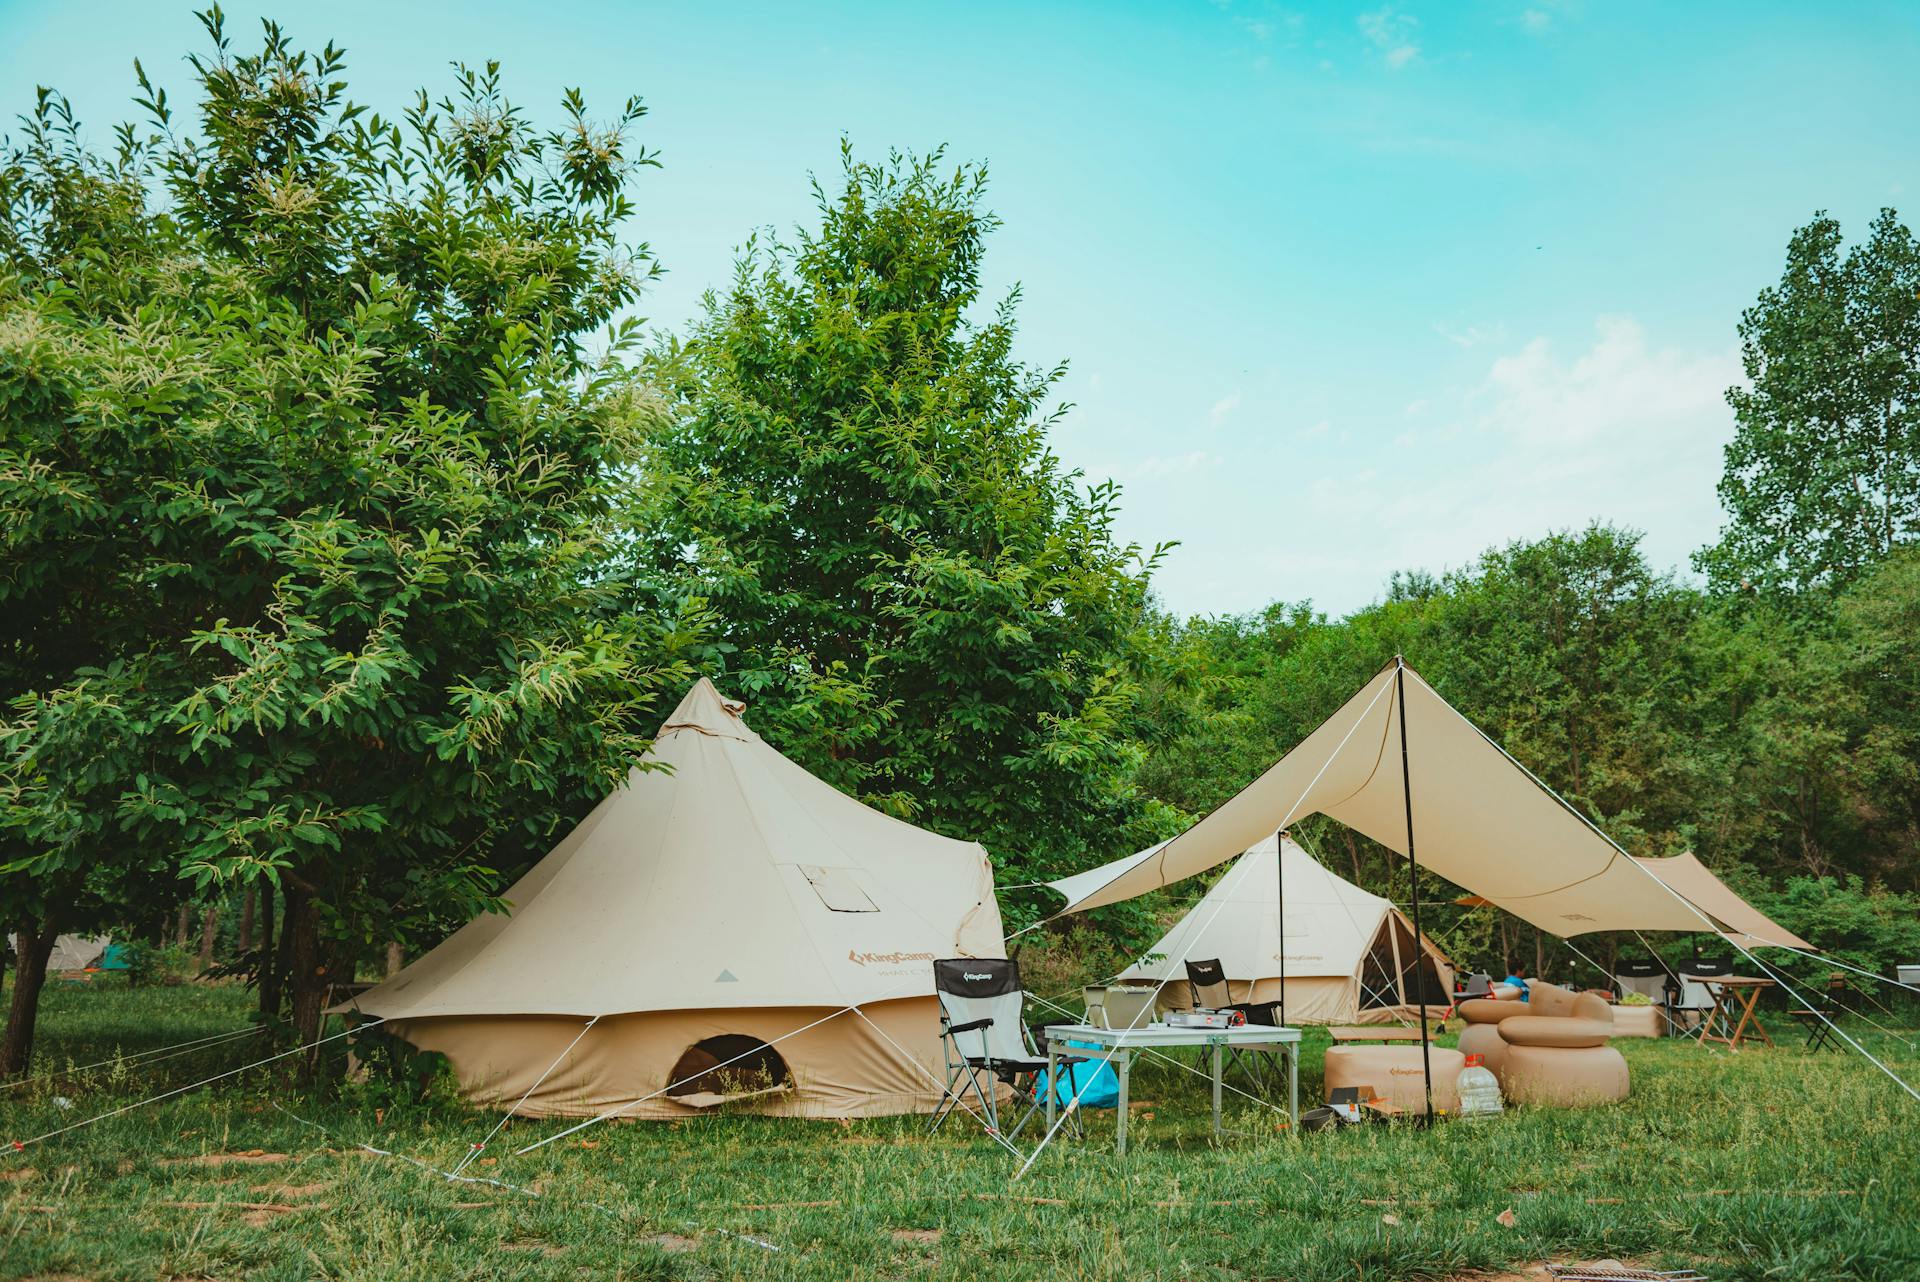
[352,678,1005,1119]
[1630,852,1812,950]
[1115,833,1455,1025]
[1047,661,1721,938]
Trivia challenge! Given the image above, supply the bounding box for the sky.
[2,1,1915,618]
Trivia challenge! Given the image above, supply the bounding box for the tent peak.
[658,677,760,743]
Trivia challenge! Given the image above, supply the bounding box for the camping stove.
[1166,1008,1246,1029]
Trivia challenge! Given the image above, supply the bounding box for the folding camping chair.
[1185,958,1285,1094]
[929,958,1080,1139]
[1459,972,1494,998]
[1671,956,1735,1039]
[1785,974,1850,1051]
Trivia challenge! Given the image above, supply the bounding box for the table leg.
[1211,1041,1223,1141]
[1288,1042,1298,1129]
[1115,1050,1131,1157]
[1045,1041,1057,1134]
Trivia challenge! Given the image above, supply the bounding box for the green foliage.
[1753,877,1920,979]
[632,145,1174,908]
[0,14,706,1038]
[1700,208,1920,595]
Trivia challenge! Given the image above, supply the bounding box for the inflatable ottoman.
[1324,1044,1465,1115]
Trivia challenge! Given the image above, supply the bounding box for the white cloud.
[1299,418,1332,439]
[1433,320,1505,349]
[1358,7,1420,69]
[1403,398,1429,417]
[1208,391,1243,429]
[1521,9,1551,33]
[1132,450,1220,479]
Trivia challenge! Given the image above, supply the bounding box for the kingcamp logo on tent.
[847,949,936,966]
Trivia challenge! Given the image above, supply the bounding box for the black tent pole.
[1277,830,1287,1027]
[1394,657,1435,1123]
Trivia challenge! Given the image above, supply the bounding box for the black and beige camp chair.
[1184,958,1281,1027]
[1671,956,1735,1037]
[1184,958,1284,1091]
[929,958,1079,1139]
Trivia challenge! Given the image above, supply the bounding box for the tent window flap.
[798,865,880,913]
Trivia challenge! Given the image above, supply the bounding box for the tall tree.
[634,146,1170,903]
[1,15,705,1065]
[1700,208,1920,594]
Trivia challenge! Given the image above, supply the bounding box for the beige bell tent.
[351,678,1006,1120]
[1114,833,1454,1025]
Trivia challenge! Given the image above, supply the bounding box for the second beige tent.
[1115,833,1454,1025]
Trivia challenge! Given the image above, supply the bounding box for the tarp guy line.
[1014,842,1274,1179]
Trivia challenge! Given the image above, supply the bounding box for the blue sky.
[3,2,1915,617]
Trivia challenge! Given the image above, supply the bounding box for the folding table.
[1695,975,1776,1050]
[1040,1022,1301,1156]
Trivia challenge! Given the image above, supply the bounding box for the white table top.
[1042,1021,1302,1048]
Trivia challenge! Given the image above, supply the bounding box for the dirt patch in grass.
[1,1166,39,1181]
[649,1232,699,1252]
[160,1150,290,1167]
[890,1227,943,1244]
[258,1180,332,1198]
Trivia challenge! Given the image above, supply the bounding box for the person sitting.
[1503,964,1531,1001]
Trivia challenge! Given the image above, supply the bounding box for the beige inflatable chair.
[1495,981,1629,1106]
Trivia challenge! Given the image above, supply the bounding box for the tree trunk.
[174,904,191,947]
[237,887,256,955]
[385,941,404,977]
[2,917,58,1077]
[262,886,292,1022]
[282,886,339,1083]
[1534,926,1546,984]
[197,907,219,972]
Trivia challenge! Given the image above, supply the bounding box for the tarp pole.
[1394,658,1435,1123]
[1276,832,1287,1025]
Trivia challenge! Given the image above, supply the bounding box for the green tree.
[1,14,705,1068]
[634,146,1171,914]
[1701,208,1920,595]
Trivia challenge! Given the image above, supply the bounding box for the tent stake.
[1394,658,1435,1124]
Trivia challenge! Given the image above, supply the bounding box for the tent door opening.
[667,1034,792,1103]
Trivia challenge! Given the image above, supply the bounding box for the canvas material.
[1116,836,1455,1025]
[352,678,1006,1022]
[933,959,1034,1063]
[1048,665,1772,941]
[388,994,973,1120]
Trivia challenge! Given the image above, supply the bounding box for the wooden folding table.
[1695,975,1776,1050]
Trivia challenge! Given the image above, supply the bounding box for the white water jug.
[1457,1053,1503,1117]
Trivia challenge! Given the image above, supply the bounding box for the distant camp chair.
[930,958,1080,1139]
[1672,957,1735,1038]
[1460,972,1494,998]
[1185,958,1284,1093]
[1786,974,1850,1052]
[1184,958,1281,1027]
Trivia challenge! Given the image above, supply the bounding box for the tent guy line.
[268,1100,785,1253]
[451,1014,602,1178]
[5,1018,384,1153]
[0,1022,265,1092]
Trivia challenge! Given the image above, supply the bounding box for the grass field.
[3,978,1916,1281]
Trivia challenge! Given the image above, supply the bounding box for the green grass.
[3,979,1917,1281]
